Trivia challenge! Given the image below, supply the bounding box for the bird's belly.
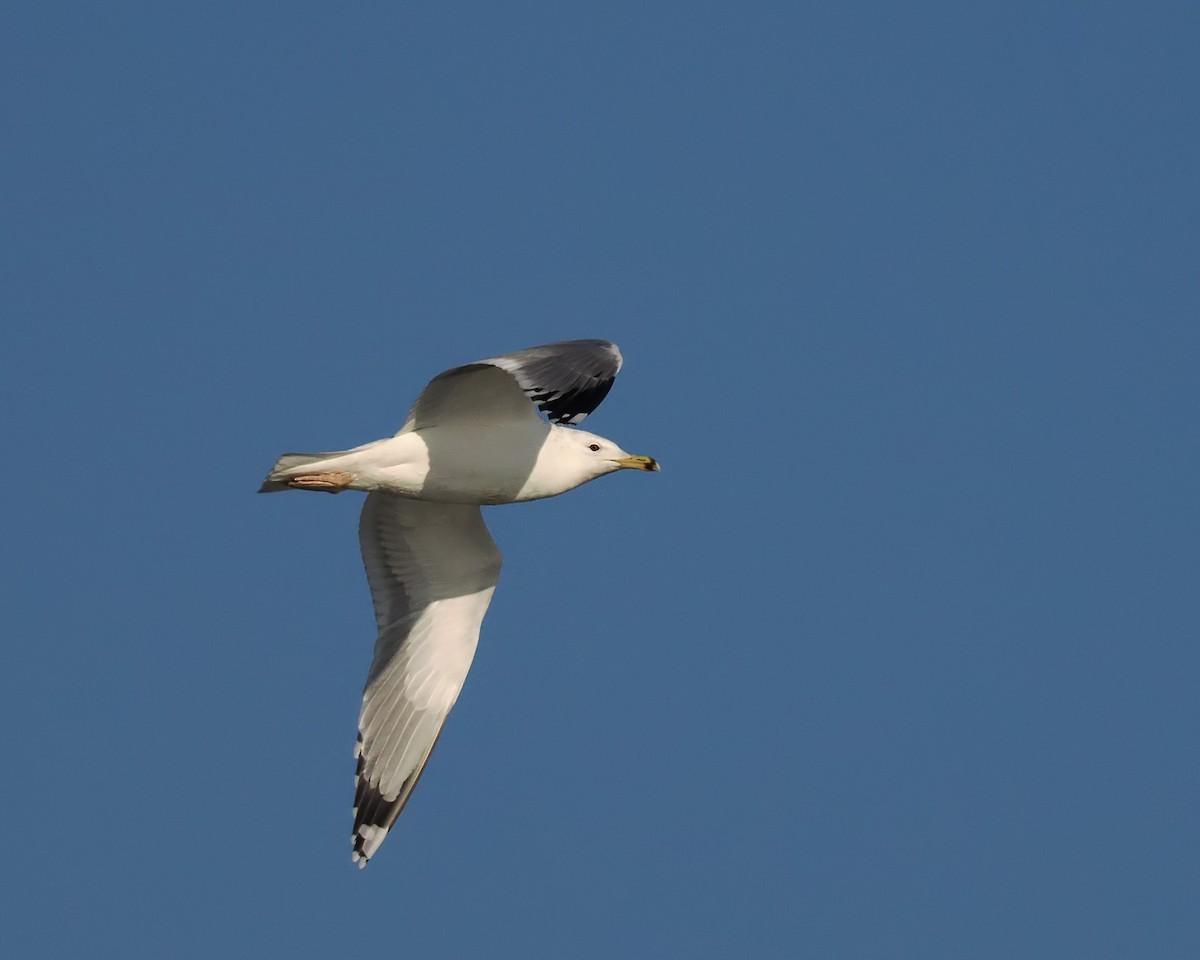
[360,424,550,504]
[414,423,549,504]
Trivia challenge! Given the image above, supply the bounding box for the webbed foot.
[286,471,356,493]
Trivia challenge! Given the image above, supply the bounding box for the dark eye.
[588,443,601,452]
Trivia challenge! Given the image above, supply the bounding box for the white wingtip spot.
[353,823,389,865]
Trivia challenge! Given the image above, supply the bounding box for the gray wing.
[353,493,502,866]
[400,339,623,432]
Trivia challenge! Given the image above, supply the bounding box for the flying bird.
[259,339,658,866]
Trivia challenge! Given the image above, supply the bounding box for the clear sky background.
[3,3,1198,957]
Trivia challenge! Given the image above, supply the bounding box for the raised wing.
[483,339,622,425]
[353,493,502,866]
[400,339,623,432]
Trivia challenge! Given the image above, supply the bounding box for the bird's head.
[569,428,660,478]
[526,426,659,498]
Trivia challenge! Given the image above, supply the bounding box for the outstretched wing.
[353,493,502,866]
[400,339,623,432]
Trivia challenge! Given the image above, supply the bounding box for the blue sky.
[3,2,1198,957]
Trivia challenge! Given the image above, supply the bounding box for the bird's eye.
[588,443,601,452]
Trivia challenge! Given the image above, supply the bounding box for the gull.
[259,339,658,866]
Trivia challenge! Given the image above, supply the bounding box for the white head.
[520,425,659,500]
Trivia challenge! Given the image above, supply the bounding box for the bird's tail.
[258,452,342,493]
